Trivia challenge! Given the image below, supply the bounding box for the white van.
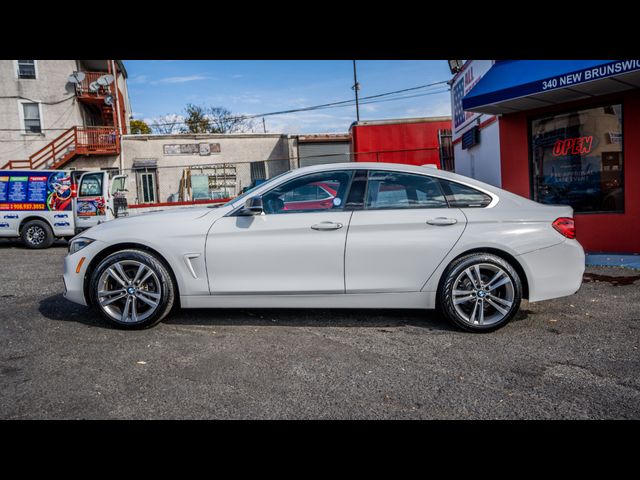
[0,169,127,248]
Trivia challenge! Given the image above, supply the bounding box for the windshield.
[211,170,292,208]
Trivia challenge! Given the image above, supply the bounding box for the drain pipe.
[111,60,124,173]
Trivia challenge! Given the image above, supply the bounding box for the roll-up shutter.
[298,142,350,168]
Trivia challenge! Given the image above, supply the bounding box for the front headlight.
[68,237,95,255]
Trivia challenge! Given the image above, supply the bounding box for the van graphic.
[54,222,71,227]
[0,222,9,228]
[3,214,18,219]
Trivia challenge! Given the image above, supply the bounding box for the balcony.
[75,71,112,104]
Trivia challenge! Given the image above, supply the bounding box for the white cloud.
[150,75,211,85]
[129,75,148,85]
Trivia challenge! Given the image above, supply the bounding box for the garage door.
[298,142,351,168]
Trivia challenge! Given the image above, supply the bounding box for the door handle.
[427,217,458,226]
[311,221,343,231]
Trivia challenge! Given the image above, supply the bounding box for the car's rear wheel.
[438,253,522,332]
[89,249,175,329]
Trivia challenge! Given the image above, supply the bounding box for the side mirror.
[238,195,264,216]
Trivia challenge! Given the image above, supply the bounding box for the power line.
[0,95,75,105]
[145,81,450,128]
[0,80,451,137]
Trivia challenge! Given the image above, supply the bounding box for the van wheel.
[21,220,54,249]
[437,253,522,332]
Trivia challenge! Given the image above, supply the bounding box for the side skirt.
[180,291,436,309]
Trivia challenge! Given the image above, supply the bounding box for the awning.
[462,60,640,114]
[132,158,157,169]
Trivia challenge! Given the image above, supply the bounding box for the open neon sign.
[553,136,593,156]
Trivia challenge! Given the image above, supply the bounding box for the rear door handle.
[311,221,343,231]
[427,217,458,226]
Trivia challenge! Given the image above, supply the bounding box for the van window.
[79,173,103,196]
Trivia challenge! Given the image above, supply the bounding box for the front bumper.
[62,239,107,306]
[518,239,585,302]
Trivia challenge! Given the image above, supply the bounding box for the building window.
[22,102,42,133]
[17,60,36,79]
[530,103,623,213]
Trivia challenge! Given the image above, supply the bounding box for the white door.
[75,171,110,230]
[206,169,355,294]
[345,170,467,293]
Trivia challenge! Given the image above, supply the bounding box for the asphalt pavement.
[1,238,639,419]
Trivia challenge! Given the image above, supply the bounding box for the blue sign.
[463,60,640,111]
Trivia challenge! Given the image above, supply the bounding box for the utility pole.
[352,60,360,123]
[262,117,267,133]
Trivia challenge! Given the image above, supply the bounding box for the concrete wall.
[0,60,84,166]
[119,133,296,204]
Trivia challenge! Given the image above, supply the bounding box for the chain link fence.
[108,146,453,214]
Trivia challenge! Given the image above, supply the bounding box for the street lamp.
[448,60,464,74]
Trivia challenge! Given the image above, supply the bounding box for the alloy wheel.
[97,260,162,323]
[26,225,45,245]
[451,263,515,327]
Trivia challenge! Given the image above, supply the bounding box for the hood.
[81,204,233,243]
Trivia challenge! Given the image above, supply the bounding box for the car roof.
[291,162,503,195]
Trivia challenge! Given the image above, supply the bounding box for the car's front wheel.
[89,249,175,329]
[438,253,522,332]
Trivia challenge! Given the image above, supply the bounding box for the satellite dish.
[104,94,114,106]
[68,71,85,84]
[89,81,100,92]
[96,74,114,86]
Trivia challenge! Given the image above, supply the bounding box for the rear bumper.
[518,239,585,302]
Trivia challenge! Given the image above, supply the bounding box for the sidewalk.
[586,253,640,269]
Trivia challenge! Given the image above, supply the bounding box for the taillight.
[71,183,78,197]
[552,217,575,239]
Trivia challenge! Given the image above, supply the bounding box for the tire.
[89,249,176,329]
[437,253,522,332]
[21,219,54,249]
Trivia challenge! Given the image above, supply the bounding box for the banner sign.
[0,171,72,211]
[452,60,495,138]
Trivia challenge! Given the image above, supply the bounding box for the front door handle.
[311,221,343,231]
[427,217,458,226]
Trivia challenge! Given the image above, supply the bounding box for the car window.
[283,184,332,202]
[79,173,103,196]
[438,179,493,208]
[365,170,448,209]
[262,170,353,214]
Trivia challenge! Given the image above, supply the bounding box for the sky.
[124,60,453,134]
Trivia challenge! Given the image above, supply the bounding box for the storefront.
[461,60,640,253]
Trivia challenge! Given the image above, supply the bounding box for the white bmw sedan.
[63,163,585,332]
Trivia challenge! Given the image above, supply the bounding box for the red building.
[460,60,640,254]
[350,117,452,169]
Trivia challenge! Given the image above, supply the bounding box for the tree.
[150,114,182,134]
[182,104,210,133]
[129,119,152,134]
[207,106,255,133]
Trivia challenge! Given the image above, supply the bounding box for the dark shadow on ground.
[39,293,458,332]
[0,239,68,249]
